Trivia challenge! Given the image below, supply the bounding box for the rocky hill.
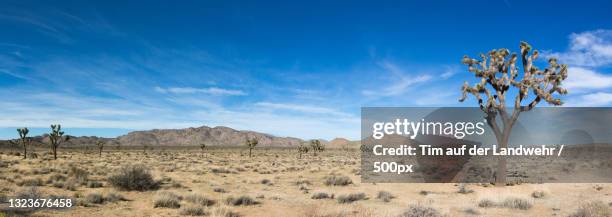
[115,126,303,147]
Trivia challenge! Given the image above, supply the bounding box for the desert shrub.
[463,208,480,215]
[154,191,182,208]
[336,193,366,204]
[17,178,43,186]
[211,207,241,217]
[397,204,443,217]
[478,199,495,208]
[478,198,532,210]
[260,179,272,185]
[311,192,332,200]
[69,166,89,184]
[568,201,611,217]
[16,187,42,199]
[213,187,227,193]
[324,175,352,186]
[85,192,105,204]
[225,195,258,206]
[64,179,78,191]
[377,191,395,202]
[185,193,216,206]
[531,191,545,198]
[105,192,126,202]
[501,198,532,210]
[108,164,159,191]
[457,184,474,194]
[87,181,103,188]
[47,174,67,184]
[211,168,232,174]
[296,179,311,185]
[179,205,207,216]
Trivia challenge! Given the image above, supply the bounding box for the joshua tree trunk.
[52,146,57,160]
[249,148,252,158]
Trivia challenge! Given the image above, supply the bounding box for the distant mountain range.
[0,125,358,148]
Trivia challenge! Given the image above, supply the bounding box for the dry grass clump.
[324,175,353,186]
[213,187,228,193]
[82,192,126,205]
[15,187,42,199]
[397,204,443,217]
[336,192,366,204]
[108,164,159,191]
[531,191,545,198]
[16,178,43,186]
[311,192,333,200]
[568,201,611,217]
[377,191,395,202]
[457,184,474,194]
[225,195,258,206]
[185,193,216,206]
[86,181,103,188]
[478,197,532,210]
[179,205,207,216]
[68,166,89,184]
[85,192,105,204]
[154,191,182,208]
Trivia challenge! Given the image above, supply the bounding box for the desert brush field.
[0,147,610,217]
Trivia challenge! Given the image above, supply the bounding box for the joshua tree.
[96,140,105,157]
[310,140,324,156]
[459,41,568,185]
[16,128,30,159]
[245,138,258,158]
[297,143,309,159]
[199,143,206,157]
[143,144,148,154]
[49,124,70,160]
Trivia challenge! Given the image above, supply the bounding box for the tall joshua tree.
[459,41,568,185]
[49,124,70,160]
[297,143,309,159]
[17,128,30,159]
[96,140,105,157]
[199,143,206,157]
[245,138,258,158]
[310,140,324,156]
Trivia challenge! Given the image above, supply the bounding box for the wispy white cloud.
[155,86,247,96]
[362,61,432,97]
[564,67,612,92]
[564,92,612,107]
[255,102,353,118]
[543,29,612,67]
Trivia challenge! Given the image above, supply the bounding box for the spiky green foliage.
[17,128,30,160]
[297,143,309,159]
[310,140,324,156]
[245,138,258,158]
[49,124,70,160]
[459,41,568,185]
[96,140,105,157]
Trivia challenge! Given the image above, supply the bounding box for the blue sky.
[1,0,611,140]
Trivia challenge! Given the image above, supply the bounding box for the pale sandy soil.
[0,148,610,217]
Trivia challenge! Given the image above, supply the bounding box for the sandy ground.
[0,148,610,217]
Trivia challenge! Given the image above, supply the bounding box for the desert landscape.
[0,126,610,217]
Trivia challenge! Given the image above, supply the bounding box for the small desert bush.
[478,197,532,210]
[501,197,532,210]
[87,181,103,188]
[324,175,352,186]
[457,184,474,194]
[377,191,395,202]
[17,178,43,186]
[15,187,42,200]
[531,191,545,198]
[85,192,105,204]
[105,192,126,202]
[213,187,227,193]
[154,191,182,208]
[225,195,258,206]
[185,193,216,206]
[179,205,207,216]
[568,201,611,217]
[397,204,443,217]
[311,192,333,200]
[336,192,366,204]
[108,164,159,191]
[69,166,89,184]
